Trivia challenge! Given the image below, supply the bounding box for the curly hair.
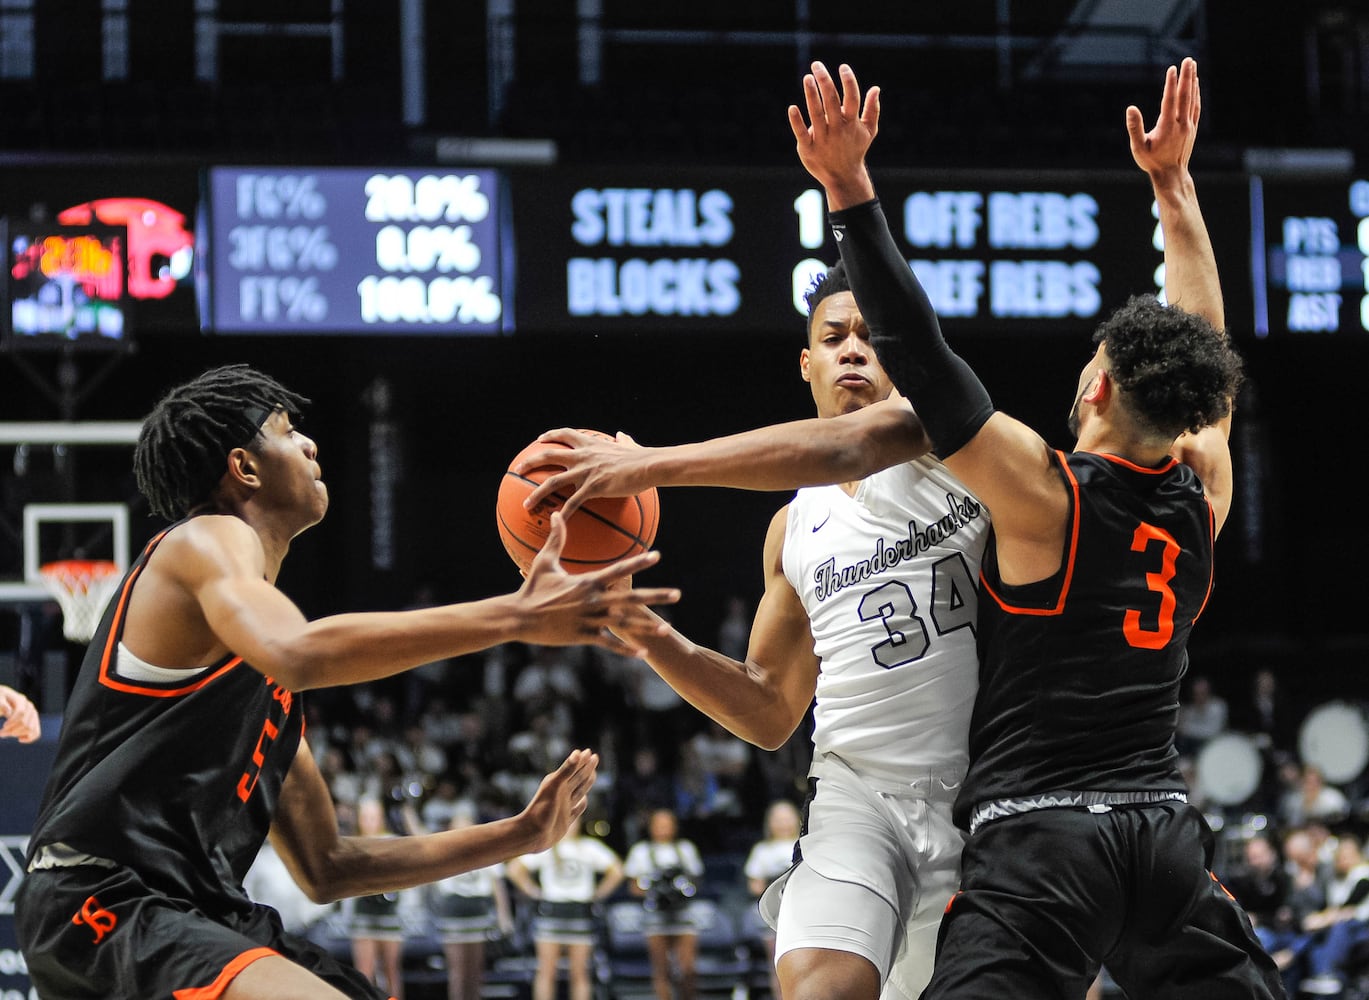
[134,365,310,520]
[802,260,852,340]
[1093,295,1244,439]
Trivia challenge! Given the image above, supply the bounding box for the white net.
[39,560,122,643]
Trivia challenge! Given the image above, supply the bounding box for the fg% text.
[235,174,327,220]
[239,275,328,323]
[228,225,339,270]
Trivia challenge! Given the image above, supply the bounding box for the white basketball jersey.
[782,457,988,782]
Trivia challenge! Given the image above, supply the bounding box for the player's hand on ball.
[519,428,652,519]
[517,512,678,653]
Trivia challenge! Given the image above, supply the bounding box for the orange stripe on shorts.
[172,946,277,999]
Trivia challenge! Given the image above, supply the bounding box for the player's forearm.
[314,817,544,900]
[832,199,994,457]
[634,623,803,751]
[638,401,928,491]
[258,600,530,691]
[1152,169,1224,331]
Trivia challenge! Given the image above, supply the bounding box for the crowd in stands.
[1175,668,1369,998]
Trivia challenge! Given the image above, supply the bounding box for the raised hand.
[517,428,650,519]
[516,512,678,654]
[1127,56,1200,179]
[787,61,880,209]
[517,748,600,854]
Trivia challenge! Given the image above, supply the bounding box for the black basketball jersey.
[954,450,1212,829]
[24,521,304,916]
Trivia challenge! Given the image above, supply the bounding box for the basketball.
[496,430,660,575]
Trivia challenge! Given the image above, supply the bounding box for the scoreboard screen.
[1253,176,1369,337]
[205,167,508,334]
[4,221,131,348]
[510,167,1256,339]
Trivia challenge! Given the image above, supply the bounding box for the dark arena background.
[1,3,1368,998]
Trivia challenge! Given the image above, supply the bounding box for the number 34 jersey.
[782,456,989,783]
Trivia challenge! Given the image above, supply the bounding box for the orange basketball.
[496,430,660,575]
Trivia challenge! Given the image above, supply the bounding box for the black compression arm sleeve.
[830,198,994,458]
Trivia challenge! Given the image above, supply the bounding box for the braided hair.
[134,365,310,520]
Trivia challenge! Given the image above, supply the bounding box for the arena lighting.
[434,137,558,166]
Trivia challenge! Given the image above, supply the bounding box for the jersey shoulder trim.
[979,449,1080,617]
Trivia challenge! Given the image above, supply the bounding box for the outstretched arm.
[1128,57,1234,532]
[158,512,678,691]
[610,506,822,751]
[517,397,929,516]
[270,740,598,902]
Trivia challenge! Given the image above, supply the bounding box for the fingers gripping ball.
[497,430,660,575]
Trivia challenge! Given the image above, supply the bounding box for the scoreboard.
[3,159,1367,342]
[1254,176,1369,336]
[511,168,1253,338]
[206,167,507,334]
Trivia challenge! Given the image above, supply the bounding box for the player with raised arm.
[14,365,678,1000]
[521,185,986,1000]
[789,59,1280,999]
[514,57,1266,1000]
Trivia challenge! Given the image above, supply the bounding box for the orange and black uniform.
[15,526,387,1000]
[921,451,1283,999]
[828,197,1284,999]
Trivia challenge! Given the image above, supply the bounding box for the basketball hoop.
[39,559,121,643]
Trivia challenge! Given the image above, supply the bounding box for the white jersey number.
[857,553,978,669]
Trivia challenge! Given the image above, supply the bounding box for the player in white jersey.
[515,262,988,1000]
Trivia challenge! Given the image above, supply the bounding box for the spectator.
[716,595,750,661]
[1265,827,1330,996]
[1231,669,1299,814]
[1231,668,1298,758]
[512,643,584,732]
[744,800,802,1000]
[1176,674,1228,759]
[318,744,363,807]
[687,719,752,819]
[1299,834,1369,996]
[421,779,471,832]
[624,808,706,1000]
[1279,764,1351,830]
[507,816,625,1000]
[613,745,676,848]
[1225,834,1291,936]
[349,797,409,999]
[431,803,515,1000]
[396,722,449,785]
[510,710,573,776]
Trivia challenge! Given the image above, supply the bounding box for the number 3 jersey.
[956,451,1209,830]
[782,456,988,784]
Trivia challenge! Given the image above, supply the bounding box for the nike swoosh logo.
[811,512,831,532]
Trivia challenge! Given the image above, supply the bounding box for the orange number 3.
[1123,522,1178,650]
